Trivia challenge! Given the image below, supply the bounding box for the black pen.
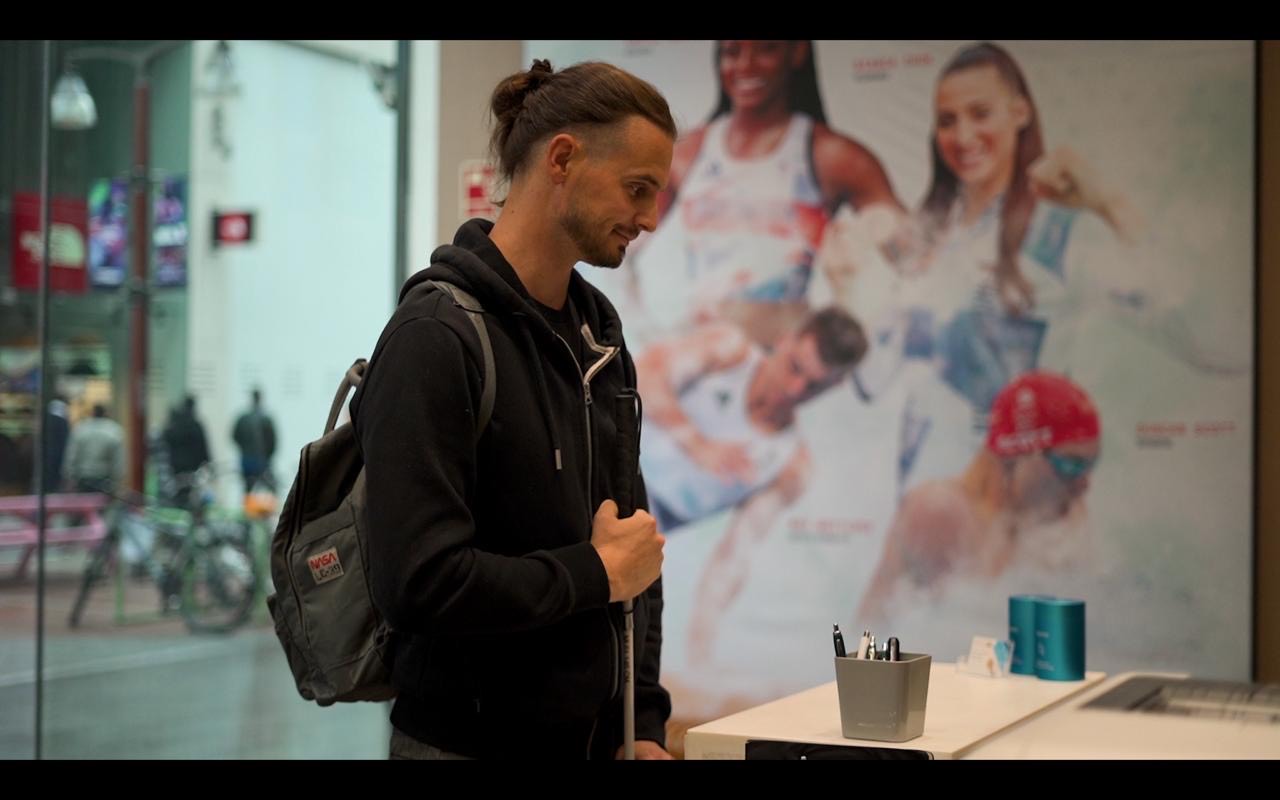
[887,637,900,662]
[833,624,847,658]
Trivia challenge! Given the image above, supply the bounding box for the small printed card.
[957,635,1014,678]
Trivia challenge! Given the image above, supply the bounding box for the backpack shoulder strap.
[325,359,367,434]
[426,280,496,436]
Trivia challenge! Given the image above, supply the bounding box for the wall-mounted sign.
[213,210,255,247]
[459,160,498,222]
[11,192,89,293]
[153,177,188,287]
[86,178,129,289]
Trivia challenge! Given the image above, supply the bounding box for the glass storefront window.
[3,39,417,758]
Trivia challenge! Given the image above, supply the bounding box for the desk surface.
[964,671,1280,759]
[683,662,1105,760]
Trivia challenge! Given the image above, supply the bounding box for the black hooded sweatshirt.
[350,219,669,759]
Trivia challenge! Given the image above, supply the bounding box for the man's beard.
[560,204,625,269]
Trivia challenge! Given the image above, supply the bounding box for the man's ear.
[545,132,581,185]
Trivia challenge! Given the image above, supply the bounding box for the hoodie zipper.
[552,326,625,721]
[577,322,622,505]
[552,328,620,518]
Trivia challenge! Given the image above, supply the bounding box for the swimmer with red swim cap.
[857,371,1101,622]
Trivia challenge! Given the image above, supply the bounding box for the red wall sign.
[213,211,255,246]
[11,192,89,293]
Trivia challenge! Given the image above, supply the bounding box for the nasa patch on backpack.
[307,547,345,585]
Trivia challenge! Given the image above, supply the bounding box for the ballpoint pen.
[857,630,870,660]
[833,624,847,658]
[887,636,900,662]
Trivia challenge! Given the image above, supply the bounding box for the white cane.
[613,390,641,760]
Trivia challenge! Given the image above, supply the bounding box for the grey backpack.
[266,280,495,706]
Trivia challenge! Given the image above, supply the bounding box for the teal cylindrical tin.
[1034,598,1085,681]
[1008,594,1049,675]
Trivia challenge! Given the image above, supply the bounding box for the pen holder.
[834,652,931,742]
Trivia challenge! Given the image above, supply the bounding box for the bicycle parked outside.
[68,466,260,634]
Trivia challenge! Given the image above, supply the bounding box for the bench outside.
[0,494,110,580]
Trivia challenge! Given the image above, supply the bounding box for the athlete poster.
[526,40,1255,734]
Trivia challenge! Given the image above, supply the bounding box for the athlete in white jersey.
[635,306,868,666]
[676,112,826,316]
[892,196,1086,491]
[826,43,1234,496]
[640,347,801,530]
[613,40,904,350]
